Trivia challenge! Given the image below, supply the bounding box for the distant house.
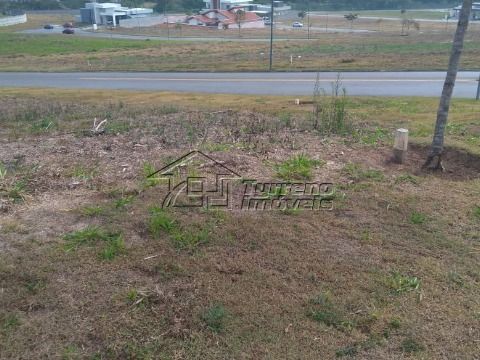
[202,0,290,16]
[452,2,480,20]
[80,2,153,26]
[186,7,264,29]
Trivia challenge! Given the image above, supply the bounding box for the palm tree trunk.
[424,0,472,170]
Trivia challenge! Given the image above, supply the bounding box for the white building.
[80,2,153,26]
[203,0,252,11]
[452,2,480,20]
[202,0,290,15]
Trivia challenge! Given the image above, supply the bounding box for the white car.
[292,22,304,28]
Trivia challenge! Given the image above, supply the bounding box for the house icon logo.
[148,150,242,209]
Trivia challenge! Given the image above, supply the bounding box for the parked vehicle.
[63,22,74,28]
[292,21,304,28]
[43,24,54,30]
[62,28,75,34]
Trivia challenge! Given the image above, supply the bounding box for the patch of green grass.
[356,127,390,146]
[25,277,46,294]
[308,292,348,330]
[473,206,480,220]
[114,195,134,209]
[275,154,324,181]
[62,344,80,360]
[63,226,125,260]
[142,162,162,188]
[104,121,131,134]
[126,289,139,303]
[147,207,211,251]
[0,33,153,57]
[278,112,293,128]
[171,226,210,251]
[401,336,425,353]
[335,345,358,357]
[148,207,177,238]
[0,162,7,180]
[154,261,186,280]
[342,163,384,182]
[395,174,419,185]
[30,117,57,134]
[201,304,227,333]
[2,313,20,332]
[156,105,180,115]
[99,235,125,261]
[80,205,105,217]
[71,165,97,181]
[6,179,27,203]
[389,318,402,329]
[410,211,426,224]
[387,272,420,294]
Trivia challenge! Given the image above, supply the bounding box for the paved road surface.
[0,72,478,98]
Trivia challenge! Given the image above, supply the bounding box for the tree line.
[256,0,459,11]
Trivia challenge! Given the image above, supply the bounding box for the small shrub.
[401,336,425,353]
[276,154,324,181]
[389,318,402,329]
[201,304,227,333]
[335,345,358,357]
[278,112,293,128]
[410,211,426,225]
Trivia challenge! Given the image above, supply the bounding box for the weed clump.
[63,226,125,260]
[276,154,324,181]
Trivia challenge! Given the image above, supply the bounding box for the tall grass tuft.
[311,73,353,135]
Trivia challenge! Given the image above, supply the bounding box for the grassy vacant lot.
[1,30,480,72]
[0,89,479,359]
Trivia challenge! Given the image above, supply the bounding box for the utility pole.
[476,74,480,100]
[164,1,169,39]
[269,0,274,71]
[307,0,310,40]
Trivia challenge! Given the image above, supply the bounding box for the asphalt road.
[0,72,478,97]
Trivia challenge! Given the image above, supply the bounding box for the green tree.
[235,9,246,37]
[424,0,473,170]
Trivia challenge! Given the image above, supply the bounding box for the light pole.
[269,0,274,71]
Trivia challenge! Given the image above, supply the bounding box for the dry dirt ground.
[0,91,479,359]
